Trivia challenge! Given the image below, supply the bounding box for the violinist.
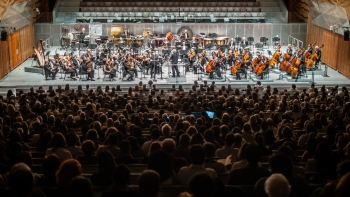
[44,59,58,80]
[54,53,62,68]
[148,37,156,49]
[194,51,207,74]
[190,37,197,48]
[188,48,196,65]
[227,50,234,66]
[96,48,103,61]
[130,48,136,58]
[87,49,94,60]
[103,59,117,81]
[143,49,152,75]
[72,54,81,68]
[314,46,322,69]
[63,59,78,80]
[81,58,95,81]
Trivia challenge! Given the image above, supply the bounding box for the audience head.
[138,170,160,197]
[264,174,290,197]
[56,159,82,187]
[190,144,206,165]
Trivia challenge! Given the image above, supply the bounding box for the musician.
[169,49,180,78]
[96,48,103,61]
[252,51,262,68]
[127,54,138,78]
[235,56,246,80]
[63,59,78,80]
[181,42,188,53]
[241,37,248,46]
[190,37,197,48]
[295,52,306,81]
[314,46,322,69]
[130,48,136,58]
[243,47,253,67]
[182,30,189,39]
[257,56,269,80]
[87,49,94,60]
[286,44,293,56]
[229,38,235,50]
[209,57,222,79]
[307,43,313,54]
[226,50,235,66]
[150,51,158,79]
[44,59,58,80]
[103,59,117,81]
[124,28,129,37]
[188,48,196,66]
[81,59,95,81]
[143,50,152,75]
[293,48,299,57]
[72,54,81,68]
[149,37,156,49]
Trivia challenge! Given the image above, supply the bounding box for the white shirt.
[177,164,217,185]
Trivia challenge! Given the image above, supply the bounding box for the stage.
[0,45,349,95]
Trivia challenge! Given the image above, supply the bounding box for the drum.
[215,37,227,46]
[204,38,213,45]
[125,38,132,46]
[166,32,174,41]
[155,38,163,48]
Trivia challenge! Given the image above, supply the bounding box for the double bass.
[205,60,215,73]
[254,56,267,76]
[306,44,324,69]
[269,43,284,67]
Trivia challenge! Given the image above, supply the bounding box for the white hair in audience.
[264,174,290,197]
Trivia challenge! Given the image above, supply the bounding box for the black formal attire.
[183,32,189,39]
[104,64,116,78]
[143,53,151,74]
[315,49,322,68]
[82,63,94,79]
[44,63,58,80]
[169,53,180,77]
[286,48,293,56]
[210,60,222,79]
[149,39,156,49]
[229,41,235,49]
[150,55,158,79]
[236,62,247,80]
[307,46,313,54]
[72,57,81,68]
[190,41,197,49]
[241,40,248,47]
[295,54,306,80]
[64,63,78,78]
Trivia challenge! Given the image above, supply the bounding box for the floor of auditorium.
[1,46,349,90]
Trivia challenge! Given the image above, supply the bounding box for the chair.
[63,68,75,81]
[78,67,89,81]
[103,72,110,81]
[261,67,270,79]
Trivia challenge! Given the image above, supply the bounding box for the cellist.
[295,51,306,81]
[285,44,293,59]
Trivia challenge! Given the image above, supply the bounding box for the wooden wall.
[307,15,350,78]
[0,23,34,79]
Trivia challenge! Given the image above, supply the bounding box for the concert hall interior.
[1,1,350,197]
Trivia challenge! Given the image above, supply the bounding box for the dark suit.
[315,49,322,67]
[295,54,306,80]
[170,53,180,77]
[229,41,235,49]
[82,63,94,79]
[44,63,58,80]
[150,55,158,79]
[286,48,293,56]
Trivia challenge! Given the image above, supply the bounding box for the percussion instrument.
[215,37,229,46]
[143,28,152,37]
[166,32,174,41]
[204,38,213,45]
[136,37,144,46]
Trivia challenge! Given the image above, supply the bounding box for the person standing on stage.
[229,38,235,50]
[286,44,293,56]
[169,49,180,78]
[150,51,158,79]
[183,30,189,39]
[314,46,322,69]
[295,51,306,81]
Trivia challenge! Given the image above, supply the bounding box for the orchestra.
[48,30,323,83]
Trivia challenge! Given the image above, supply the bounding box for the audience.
[0,83,349,197]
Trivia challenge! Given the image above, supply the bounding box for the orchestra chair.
[63,68,75,81]
[102,72,110,81]
[261,67,270,79]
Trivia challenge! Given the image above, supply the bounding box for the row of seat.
[80,7,262,12]
[82,0,257,2]
[80,1,260,7]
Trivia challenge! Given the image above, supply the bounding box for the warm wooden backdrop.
[307,15,350,78]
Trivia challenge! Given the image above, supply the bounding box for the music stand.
[260,37,269,48]
[272,37,280,49]
[235,37,242,46]
[205,43,213,50]
[192,42,199,49]
[255,43,264,54]
[247,37,254,47]
[88,44,97,50]
[118,42,127,49]
[107,42,114,49]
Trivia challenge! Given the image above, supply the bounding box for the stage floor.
[0,46,349,91]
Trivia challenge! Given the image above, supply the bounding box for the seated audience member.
[215,133,239,159]
[96,133,121,158]
[227,144,270,185]
[142,128,161,153]
[38,154,61,187]
[66,132,83,158]
[52,159,82,197]
[203,142,226,174]
[91,150,116,186]
[177,145,217,185]
[188,173,217,197]
[138,170,161,197]
[67,176,93,197]
[101,165,140,197]
[264,174,291,197]
[161,138,188,173]
[45,133,72,162]
[147,149,176,185]
[116,140,136,164]
[76,140,99,165]
[173,133,191,163]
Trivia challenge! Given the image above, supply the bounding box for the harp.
[33,39,45,67]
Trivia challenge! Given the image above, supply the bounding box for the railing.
[288,35,303,49]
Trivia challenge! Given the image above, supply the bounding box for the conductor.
[169,49,180,78]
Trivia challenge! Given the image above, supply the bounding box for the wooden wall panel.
[307,14,350,79]
[0,40,10,79]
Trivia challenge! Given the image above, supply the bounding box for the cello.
[254,56,267,76]
[205,60,215,73]
[269,43,284,67]
[251,57,259,68]
[231,59,241,75]
[306,44,324,69]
